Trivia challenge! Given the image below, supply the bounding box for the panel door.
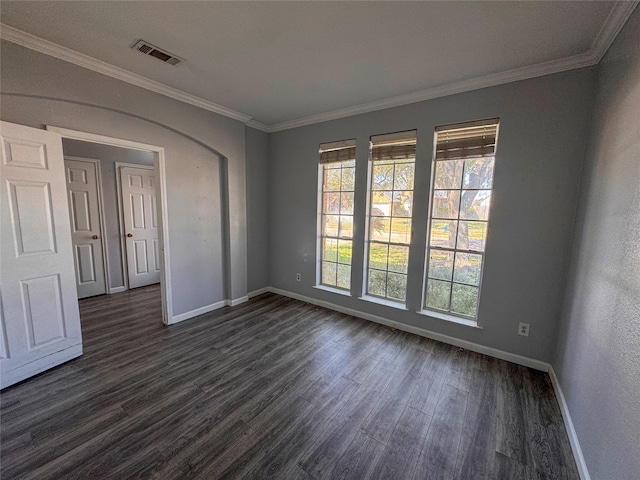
[65,158,107,299]
[0,121,82,389]
[120,165,160,289]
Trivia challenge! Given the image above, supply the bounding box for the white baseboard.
[268,286,550,372]
[169,300,226,325]
[1,343,83,390]
[549,366,591,480]
[108,286,126,294]
[168,295,249,325]
[226,296,249,307]
[248,287,271,298]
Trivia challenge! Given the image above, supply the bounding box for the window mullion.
[365,130,416,303]
[424,119,499,320]
[318,140,356,291]
[447,185,461,311]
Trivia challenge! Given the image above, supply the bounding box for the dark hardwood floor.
[0,285,578,479]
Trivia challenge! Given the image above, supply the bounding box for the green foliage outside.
[322,156,491,313]
[323,241,353,265]
[322,240,410,300]
[368,270,407,301]
[426,279,478,317]
[424,156,494,317]
[450,284,478,316]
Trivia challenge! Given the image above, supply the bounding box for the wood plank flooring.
[0,285,579,479]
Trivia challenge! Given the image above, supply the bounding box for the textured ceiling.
[0,1,634,130]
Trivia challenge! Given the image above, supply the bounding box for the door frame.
[64,155,111,296]
[115,162,155,291]
[47,126,173,325]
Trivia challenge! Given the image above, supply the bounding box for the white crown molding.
[590,1,639,63]
[245,119,273,133]
[1,1,636,134]
[245,1,639,133]
[268,51,597,132]
[0,24,256,126]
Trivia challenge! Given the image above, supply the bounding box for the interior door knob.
[127,233,133,238]
[92,235,99,240]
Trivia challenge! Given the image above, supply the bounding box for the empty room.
[0,2,638,479]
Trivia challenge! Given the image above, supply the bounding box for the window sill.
[313,285,351,297]
[359,295,408,311]
[418,309,483,329]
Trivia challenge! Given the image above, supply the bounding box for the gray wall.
[2,11,639,477]
[1,40,247,317]
[554,6,640,480]
[245,127,270,293]
[62,139,155,290]
[269,68,596,363]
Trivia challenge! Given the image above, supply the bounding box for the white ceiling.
[0,1,637,131]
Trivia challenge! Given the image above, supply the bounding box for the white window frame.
[363,130,417,305]
[422,119,499,323]
[317,139,356,292]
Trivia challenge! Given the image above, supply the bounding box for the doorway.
[49,126,173,325]
[63,141,161,295]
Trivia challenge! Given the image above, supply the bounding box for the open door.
[0,121,82,389]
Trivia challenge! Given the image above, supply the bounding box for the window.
[424,119,499,319]
[318,140,356,290]
[365,131,417,303]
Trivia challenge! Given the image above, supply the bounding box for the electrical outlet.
[518,322,530,337]
[296,273,301,282]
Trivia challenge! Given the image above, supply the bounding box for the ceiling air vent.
[132,40,183,66]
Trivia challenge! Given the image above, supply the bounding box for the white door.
[120,165,160,289]
[65,158,107,299]
[0,121,82,389]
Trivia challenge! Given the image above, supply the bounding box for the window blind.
[434,118,499,161]
[370,130,417,161]
[319,139,356,164]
